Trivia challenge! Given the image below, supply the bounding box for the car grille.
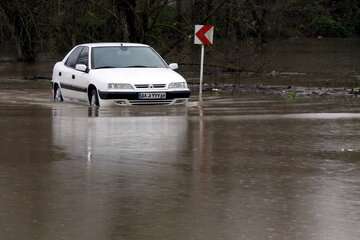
[135,84,166,89]
[129,100,173,105]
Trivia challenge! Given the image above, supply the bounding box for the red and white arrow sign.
[194,25,214,45]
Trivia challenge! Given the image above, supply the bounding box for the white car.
[52,43,191,106]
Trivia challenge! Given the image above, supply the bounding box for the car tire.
[90,89,100,107]
[54,85,64,102]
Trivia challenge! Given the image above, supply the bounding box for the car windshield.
[91,46,167,69]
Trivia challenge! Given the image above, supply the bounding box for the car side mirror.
[75,64,89,73]
[169,63,179,70]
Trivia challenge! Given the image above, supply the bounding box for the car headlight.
[168,82,187,89]
[108,83,134,90]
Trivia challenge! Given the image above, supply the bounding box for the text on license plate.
[139,92,166,99]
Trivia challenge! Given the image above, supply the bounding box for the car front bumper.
[98,90,191,106]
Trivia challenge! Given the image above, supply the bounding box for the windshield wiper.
[95,66,117,69]
[124,65,157,68]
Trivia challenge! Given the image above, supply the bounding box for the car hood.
[90,68,186,84]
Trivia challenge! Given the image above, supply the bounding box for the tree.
[0,0,43,61]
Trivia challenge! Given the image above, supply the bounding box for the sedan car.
[52,43,191,106]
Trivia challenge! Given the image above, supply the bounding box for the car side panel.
[52,62,62,86]
[60,65,76,101]
[61,67,88,102]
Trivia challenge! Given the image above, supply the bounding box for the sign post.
[194,25,214,106]
[199,44,205,106]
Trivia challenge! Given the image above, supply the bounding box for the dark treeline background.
[0,0,360,62]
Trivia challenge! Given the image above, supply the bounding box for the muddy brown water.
[0,83,360,240]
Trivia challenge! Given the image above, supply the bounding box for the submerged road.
[0,85,360,240]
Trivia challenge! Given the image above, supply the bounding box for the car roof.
[77,43,149,48]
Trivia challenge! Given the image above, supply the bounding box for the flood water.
[1,84,360,240]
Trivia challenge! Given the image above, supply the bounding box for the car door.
[61,46,86,101]
[72,46,90,102]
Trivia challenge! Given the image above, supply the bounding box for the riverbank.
[187,82,360,99]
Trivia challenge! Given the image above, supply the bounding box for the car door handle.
[72,75,75,79]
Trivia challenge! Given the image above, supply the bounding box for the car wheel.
[54,85,64,102]
[89,89,99,107]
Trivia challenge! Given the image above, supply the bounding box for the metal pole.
[199,44,205,106]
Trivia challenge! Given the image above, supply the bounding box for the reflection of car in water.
[52,43,191,107]
[51,106,190,164]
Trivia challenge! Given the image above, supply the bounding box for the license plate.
[139,92,166,100]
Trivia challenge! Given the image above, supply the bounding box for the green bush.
[310,16,350,37]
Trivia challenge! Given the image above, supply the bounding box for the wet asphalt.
[0,85,360,240]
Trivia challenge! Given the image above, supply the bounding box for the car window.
[65,47,83,68]
[77,47,89,66]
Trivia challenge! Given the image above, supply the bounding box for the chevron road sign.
[194,25,214,45]
[194,25,214,106]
